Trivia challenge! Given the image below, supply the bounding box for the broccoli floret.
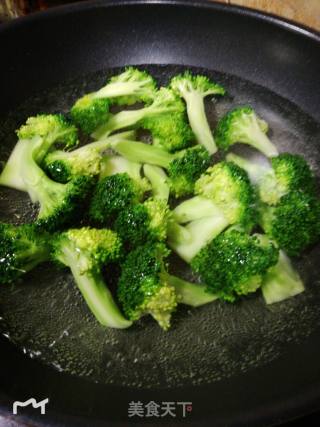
[0,223,50,284]
[167,146,211,197]
[17,135,94,231]
[143,164,170,201]
[89,173,147,225]
[260,244,304,304]
[71,96,110,135]
[115,198,171,248]
[111,139,211,197]
[0,114,78,191]
[117,242,178,330]
[191,229,279,302]
[170,72,225,154]
[44,131,136,183]
[227,152,316,205]
[52,227,131,328]
[214,106,278,157]
[71,68,157,134]
[168,161,257,262]
[259,190,320,256]
[92,88,193,151]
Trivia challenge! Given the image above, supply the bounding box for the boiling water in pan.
[0,65,319,389]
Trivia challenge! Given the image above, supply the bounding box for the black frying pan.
[0,1,320,426]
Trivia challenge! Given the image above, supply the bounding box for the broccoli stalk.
[167,274,218,307]
[0,223,50,284]
[261,247,304,304]
[170,72,225,154]
[110,139,211,197]
[71,67,157,134]
[143,164,170,201]
[227,152,316,205]
[0,114,78,191]
[214,106,278,157]
[52,227,131,328]
[92,88,193,152]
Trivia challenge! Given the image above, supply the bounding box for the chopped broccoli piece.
[167,274,218,307]
[92,88,193,152]
[111,139,211,197]
[259,190,320,256]
[143,164,170,201]
[261,248,304,304]
[71,67,157,134]
[214,106,278,157]
[168,161,257,262]
[191,229,279,302]
[227,152,316,205]
[167,146,211,197]
[0,223,50,284]
[18,135,94,231]
[52,227,131,328]
[115,198,171,248]
[117,242,178,330]
[0,114,78,191]
[170,72,225,154]
[89,173,147,225]
[44,131,136,183]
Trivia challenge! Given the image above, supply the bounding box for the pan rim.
[0,0,319,43]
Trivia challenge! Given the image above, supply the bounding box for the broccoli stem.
[173,196,223,223]
[100,155,142,181]
[59,245,132,328]
[226,152,270,184]
[261,250,304,304]
[110,140,173,168]
[167,274,217,306]
[0,139,29,191]
[168,215,229,262]
[245,122,278,157]
[183,92,217,154]
[143,164,170,201]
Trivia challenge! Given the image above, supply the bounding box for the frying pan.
[0,1,320,425]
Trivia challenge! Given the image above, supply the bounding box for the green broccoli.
[0,114,78,191]
[71,67,157,134]
[191,229,279,302]
[110,138,211,197]
[52,227,131,328]
[19,134,93,231]
[43,131,136,183]
[214,106,278,157]
[114,198,171,249]
[92,87,193,152]
[167,274,218,307]
[259,190,320,256]
[0,223,50,284]
[89,173,148,225]
[170,72,225,154]
[260,242,304,304]
[168,161,256,262]
[143,164,170,201]
[117,242,178,330]
[227,152,316,205]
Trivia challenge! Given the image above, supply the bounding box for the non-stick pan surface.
[0,1,320,426]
